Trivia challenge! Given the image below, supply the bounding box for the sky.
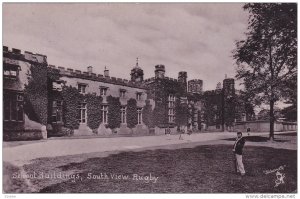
[3,3,249,90]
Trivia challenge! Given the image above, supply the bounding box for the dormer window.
[136,92,142,100]
[78,83,87,94]
[53,81,63,91]
[4,59,20,79]
[4,68,18,79]
[100,87,108,96]
[4,69,17,76]
[120,89,126,98]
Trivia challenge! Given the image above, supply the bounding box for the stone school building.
[3,46,241,140]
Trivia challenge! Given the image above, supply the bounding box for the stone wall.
[234,120,297,132]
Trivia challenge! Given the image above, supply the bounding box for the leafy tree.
[233,3,297,140]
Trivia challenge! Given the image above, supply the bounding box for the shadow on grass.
[24,145,298,193]
[276,132,297,136]
[223,136,289,142]
[3,162,33,193]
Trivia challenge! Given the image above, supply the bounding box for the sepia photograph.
[2,2,298,196]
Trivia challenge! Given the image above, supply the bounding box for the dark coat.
[233,137,245,155]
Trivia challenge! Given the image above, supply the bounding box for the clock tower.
[130,58,144,82]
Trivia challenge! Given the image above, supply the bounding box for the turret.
[155,64,165,79]
[223,77,235,97]
[188,79,203,94]
[178,71,187,92]
[130,57,144,82]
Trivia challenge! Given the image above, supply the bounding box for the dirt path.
[3,131,296,167]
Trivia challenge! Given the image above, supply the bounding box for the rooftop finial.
[225,74,227,79]
[136,57,139,67]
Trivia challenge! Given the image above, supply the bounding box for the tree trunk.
[269,100,275,141]
[268,38,275,141]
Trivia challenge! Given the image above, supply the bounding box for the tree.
[233,3,297,140]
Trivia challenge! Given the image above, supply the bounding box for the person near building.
[232,132,246,176]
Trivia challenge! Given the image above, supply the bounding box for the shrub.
[142,100,154,128]
[107,96,121,129]
[86,94,102,130]
[61,127,73,136]
[127,98,138,128]
[61,86,82,130]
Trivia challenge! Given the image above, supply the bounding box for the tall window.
[100,87,108,96]
[120,90,126,98]
[101,105,108,124]
[52,100,63,123]
[4,93,24,122]
[78,84,87,94]
[137,108,142,125]
[121,106,126,124]
[78,103,87,123]
[168,109,175,123]
[168,94,175,123]
[136,92,142,100]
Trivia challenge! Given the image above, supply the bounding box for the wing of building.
[3,46,296,141]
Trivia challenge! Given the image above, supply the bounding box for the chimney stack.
[87,66,93,75]
[104,66,109,77]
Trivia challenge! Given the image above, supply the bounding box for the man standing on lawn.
[232,132,246,176]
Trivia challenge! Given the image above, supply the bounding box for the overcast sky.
[3,3,249,90]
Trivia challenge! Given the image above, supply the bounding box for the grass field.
[5,144,294,193]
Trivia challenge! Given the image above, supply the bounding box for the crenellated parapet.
[47,64,146,89]
[144,76,178,83]
[189,79,203,83]
[188,79,203,94]
[3,46,47,65]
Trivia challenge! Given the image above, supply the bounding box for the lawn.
[5,144,295,193]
